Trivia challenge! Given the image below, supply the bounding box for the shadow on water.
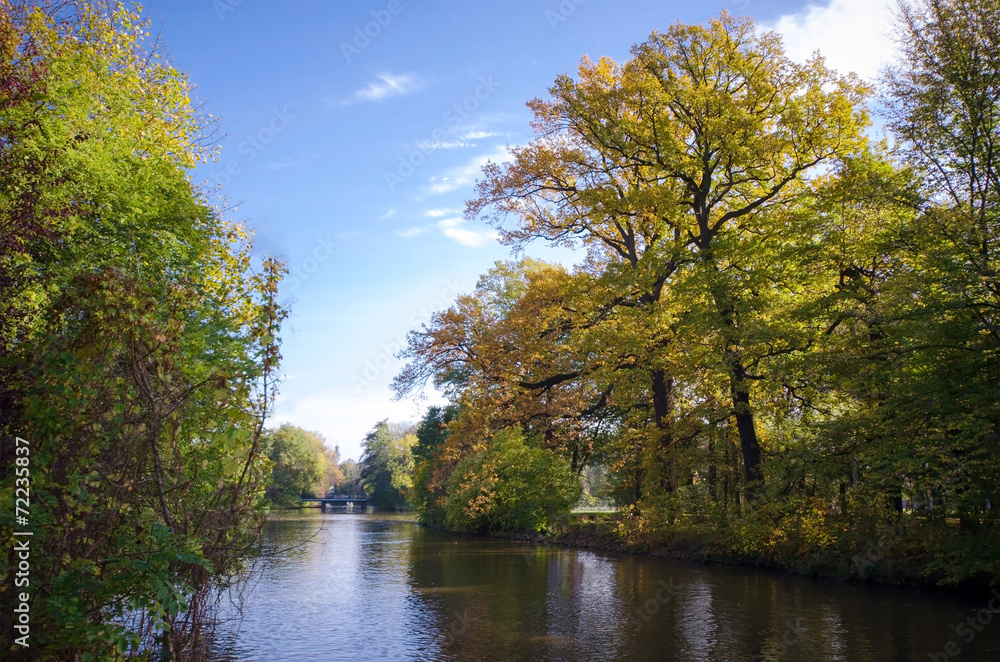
[212,511,1000,661]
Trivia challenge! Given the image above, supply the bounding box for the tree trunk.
[707,262,764,489]
[651,368,677,492]
[731,360,763,486]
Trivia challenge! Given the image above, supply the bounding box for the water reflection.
[214,513,1000,661]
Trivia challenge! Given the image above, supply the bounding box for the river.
[211,511,1000,661]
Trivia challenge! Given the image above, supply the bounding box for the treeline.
[1,2,285,659]
[344,415,588,528]
[261,422,416,511]
[260,424,358,507]
[394,4,1000,585]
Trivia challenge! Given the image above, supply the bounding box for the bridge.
[301,495,368,512]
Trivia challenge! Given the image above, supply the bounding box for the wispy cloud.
[331,73,425,107]
[414,131,500,151]
[393,215,496,247]
[415,139,471,150]
[423,209,456,218]
[436,217,496,247]
[267,161,296,171]
[460,130,499,140]
[395,226,426,238]
[426,147,510,195]
[765,0,896,81]
[379,207,397,220]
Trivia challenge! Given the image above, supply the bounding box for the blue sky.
[145,0,895,460]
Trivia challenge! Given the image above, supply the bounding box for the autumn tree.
[396,259,625,476]
[468,12,869,492]
[410,405,458,525]
[392,6,1000,586]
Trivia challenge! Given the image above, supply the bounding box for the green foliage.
[410,405,458,525]
[0,3,285,658]
[444,427,580,534]
[360,420,415,510]
[262,424,329,506]
[339,458,363,496]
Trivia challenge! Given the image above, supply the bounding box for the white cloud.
[435,217,496,247]
[395,227,426,238]
[442,227,489,246]
[415,140,470,150]
[444,228,488,246]
[393,216,495,246]
[426,147,510,195]
[332,73,425,106]
[460,130,499,140]
[267,161,296,170]
[379,207,396,220]
[764,0,897,81]
[423,208,456,218]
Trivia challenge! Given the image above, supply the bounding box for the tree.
[262,424,328,506]
[444,427,581,534]
[360,420,416,510]
[395,260,620,475]
[339,458,364,496]
[467,12,869,490]
[857,0,1000,576]
[390,5,1000,586]
[410,405,458,525]
[0,3,286,658]
[321,444,347,495]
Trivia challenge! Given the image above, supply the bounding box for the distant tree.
[360,420,415,510]
[340,458,364,496]
[410,406,459,525]
[263,424,327,506]
[321,445,347,495]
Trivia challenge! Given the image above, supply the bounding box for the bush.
[444,427,580,534]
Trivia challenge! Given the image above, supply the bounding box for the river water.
[212,511,1000,661]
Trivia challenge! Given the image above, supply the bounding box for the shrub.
[444,427,580,534]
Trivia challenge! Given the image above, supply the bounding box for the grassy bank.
[497,509,1000,591]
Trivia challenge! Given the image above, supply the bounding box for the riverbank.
[493,510,1000,592]
[292,504,999,591]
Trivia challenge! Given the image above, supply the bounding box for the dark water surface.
[213,511,1000,661]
